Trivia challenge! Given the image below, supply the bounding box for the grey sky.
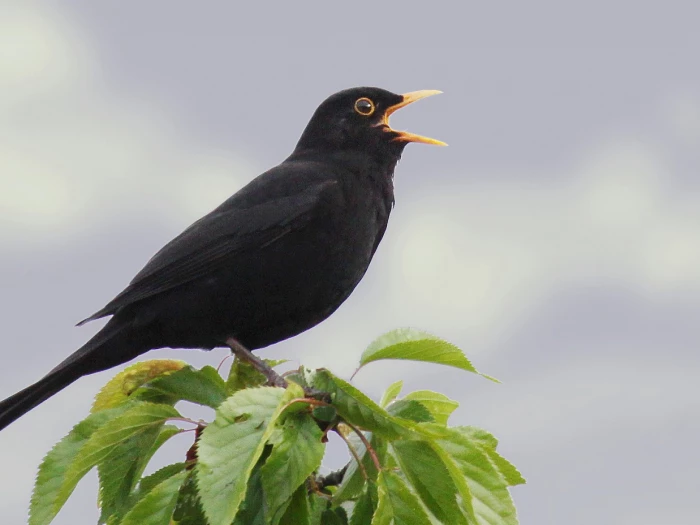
[1,2,699,524]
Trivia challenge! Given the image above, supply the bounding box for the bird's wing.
[79,178,337,324]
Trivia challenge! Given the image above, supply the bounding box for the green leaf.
[120,469,187,525]
[485,451,525,488]
[284,365,312,389]
[439,431,519,525]
[139,462,187,495]
[392,440,468,524]
[425,439,478,523]
[114,463,187,523]
[359,328,498,382]
[403,390,459,426]
[322,507,349,525]
[30,406,128,525]
[97,421,164,521]
[312,405,337,422]
[454,427,525,487]
[372,470,431,525]
[92,360,186,412]
[456,426,499,448]
[349,484,376,525]
[309,493,330,525]
[311,370,406,439]
[104,424,183,522]
[137,365,227,408]
[226,357,287,393]
[56,403,179,521]
[226,358,267,392]
[279,483,311,525]
[172,471,207,525]
[261,413,325,524]
[386,399,434,423]
[196,384,303,525]
[232,463,267,525]
[98,424,179,522]
[380,380,403,407]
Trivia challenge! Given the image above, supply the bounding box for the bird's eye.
[354,97,375,116]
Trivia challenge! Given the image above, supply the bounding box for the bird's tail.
[0,320,143,431]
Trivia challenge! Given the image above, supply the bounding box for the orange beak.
[380,90,446,146]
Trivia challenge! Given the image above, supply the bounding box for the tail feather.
[0,364,86,431]
[0,320,143,431]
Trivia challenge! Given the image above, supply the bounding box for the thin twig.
[354,430,381,473]
[342,420,382,473]
[334,428,368,481]
[349,366,362,381]
[226,337,287,388]
[216,354,233,373]
[167,416,205,427]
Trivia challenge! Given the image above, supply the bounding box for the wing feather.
[79,178,334,324]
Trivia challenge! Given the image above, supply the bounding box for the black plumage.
[0,87,443,430]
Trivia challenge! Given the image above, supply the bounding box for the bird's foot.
[225,338,288,388]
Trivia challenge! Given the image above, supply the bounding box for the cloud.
[388,136,699,334]
[662,92,700,146]
[470,352,696,446]
[0,5,257,246]
[0,5,87,105]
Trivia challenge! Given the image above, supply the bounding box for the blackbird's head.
[294,87,445,160]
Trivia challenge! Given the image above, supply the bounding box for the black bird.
[0,87,444,430]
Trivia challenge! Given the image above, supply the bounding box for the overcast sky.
[1,2,699,524]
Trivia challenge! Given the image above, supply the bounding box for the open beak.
[380,90,447,146]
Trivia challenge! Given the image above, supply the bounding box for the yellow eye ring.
[354,97,375,116]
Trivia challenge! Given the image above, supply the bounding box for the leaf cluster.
[30,329,524,525]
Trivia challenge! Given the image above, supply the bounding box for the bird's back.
[89,155,395,350]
